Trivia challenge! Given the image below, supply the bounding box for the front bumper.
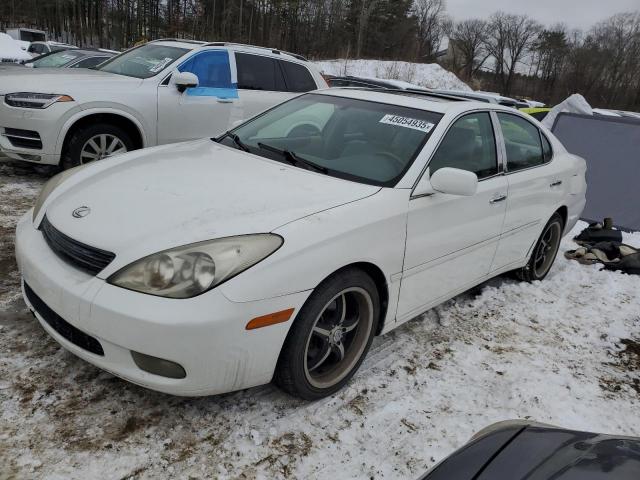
[16,212,311,396]
[0,99,70,165]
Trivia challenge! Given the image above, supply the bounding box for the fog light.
[18,153,41,161]
[131,351,186,379]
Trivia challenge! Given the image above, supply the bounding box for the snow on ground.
[316,59,471,92]
[0,159,639,479]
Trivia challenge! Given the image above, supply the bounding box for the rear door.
[234,52,293,119]
[398,111,508,321]
[490,113,563,271]
[234,53,319,120]
[157,49,237,143]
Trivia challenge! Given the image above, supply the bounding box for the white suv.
[0,39,326,168]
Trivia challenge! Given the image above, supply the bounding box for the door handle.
[217,98,234,103]
[550,180,562,187]
[489,194,507,204]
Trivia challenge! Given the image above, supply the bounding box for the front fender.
[55,105,150,155]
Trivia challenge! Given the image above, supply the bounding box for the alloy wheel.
[80,134,127,164]
[303,287,373,389]
[533,221,562,277]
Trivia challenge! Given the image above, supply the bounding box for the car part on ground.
[419,420,640,479]
[15,88,586,398]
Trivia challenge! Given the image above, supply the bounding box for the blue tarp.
[178,50,238,99]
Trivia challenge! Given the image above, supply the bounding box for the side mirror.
[174,71,199,93]
[430,167,478,196]
[414,167,478,197]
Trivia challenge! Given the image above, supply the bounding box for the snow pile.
[542,93,593,129]
[0,33,31,62]
[316,59,471,91]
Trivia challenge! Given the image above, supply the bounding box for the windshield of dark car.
[219,94,442,186]
[32,50,84,68]
[97,44,188,79]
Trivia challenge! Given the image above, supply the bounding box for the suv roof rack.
[150,38,207,45]
[203,42,308,62]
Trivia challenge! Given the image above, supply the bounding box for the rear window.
[236,53,286,91]
[280,61,317,92]
[498,113,545,171]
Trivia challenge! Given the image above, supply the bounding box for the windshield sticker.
[379,114,435,133]
[150,57,174,73]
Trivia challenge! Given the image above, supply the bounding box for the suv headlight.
[32,164,87,221]
[108,235,283,299]
[5,93,74,109]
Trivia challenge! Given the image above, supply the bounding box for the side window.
[498,113,544,171]
[280,61,317,92]
[71,57,108,69]
[541,132,553,163]
[178,50,233,89]
[236,53,286,91]
[428,112,498,180]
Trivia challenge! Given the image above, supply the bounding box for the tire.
[61,123,135,170]
[275,268,380,400]
[516,212,564,282]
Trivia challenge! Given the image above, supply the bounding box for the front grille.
[24,282,104,356]
[40,216,115,275]
[3,127,42,149]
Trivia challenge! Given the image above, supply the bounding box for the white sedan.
[15,89,587,399]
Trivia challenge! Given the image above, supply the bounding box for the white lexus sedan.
[15,89,587,400]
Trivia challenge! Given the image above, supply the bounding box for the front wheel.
[61,123,134,170]
[516,212,564,282]
[275,269,380,400]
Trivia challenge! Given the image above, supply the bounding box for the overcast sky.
[445,0,639,30]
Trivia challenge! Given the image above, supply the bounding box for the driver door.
[157,49,238,144]
[397,111,508,321]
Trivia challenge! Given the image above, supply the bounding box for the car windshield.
[97,44,188,79]
[32,50,84,68]
[219,94,442,186]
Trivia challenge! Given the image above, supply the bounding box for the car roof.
[314,87,509,114]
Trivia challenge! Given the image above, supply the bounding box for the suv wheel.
[62,123,134,170]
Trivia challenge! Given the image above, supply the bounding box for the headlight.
[32,164,87,222]
[5,92,74,109]
[108,235,283,298]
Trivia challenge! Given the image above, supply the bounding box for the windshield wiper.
[224,132,251,152]
[257,142,328,174]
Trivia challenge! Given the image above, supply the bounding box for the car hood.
[44,140,379,272]
[0,68,142,95]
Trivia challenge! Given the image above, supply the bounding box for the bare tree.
[449,18,489,80]
[413,0,449,61]
[485,12,541,95]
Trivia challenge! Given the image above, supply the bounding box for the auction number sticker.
[379,114,435,133]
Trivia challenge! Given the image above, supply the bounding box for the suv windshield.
[97,44,188,79]
[219,93,442,186]
[32,50,84,68]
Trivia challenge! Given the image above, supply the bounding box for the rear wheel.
[275,269,380,400]
[516,212,564,282]
[62,123,134,170]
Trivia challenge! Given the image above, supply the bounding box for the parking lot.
[1,159,638,479]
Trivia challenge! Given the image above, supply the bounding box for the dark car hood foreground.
[421,423,640,480]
